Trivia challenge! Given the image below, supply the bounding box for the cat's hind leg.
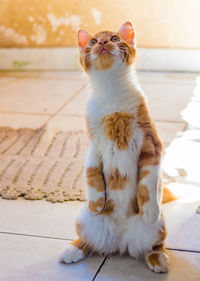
[59,238,90,264]
[126,213,169,273]
[145,245,169,273]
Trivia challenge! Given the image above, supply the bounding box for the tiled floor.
[0,71,200,281]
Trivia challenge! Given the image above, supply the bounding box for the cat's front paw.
[142,201,161,224]
[59,245,86,264]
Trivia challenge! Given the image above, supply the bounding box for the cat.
[59,21,170,273]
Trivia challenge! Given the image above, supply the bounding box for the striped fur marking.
[137,97,163,168]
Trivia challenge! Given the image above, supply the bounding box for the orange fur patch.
[108,168,128,190]
[162,186,177,204]
[80,46,91,71]
[102,112,134,150]
[95,31,114,39]
[147,252,161,267]
[137,97,163,167]
[138,184,150,215]
[94,52,115,70]
[75,221,82,238]
[86,167,105,192]
[70,238,90,255]
[116,36,136,65]
[88,197,105,213]
[88,197,115,215]
[127,196,139,217]
[139,170,149,181]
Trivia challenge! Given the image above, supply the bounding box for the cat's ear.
[118,21,136,45]
[78,30,92,52]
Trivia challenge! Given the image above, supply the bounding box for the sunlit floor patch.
[163,75,200,203]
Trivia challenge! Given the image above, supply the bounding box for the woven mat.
[0,126,87,202]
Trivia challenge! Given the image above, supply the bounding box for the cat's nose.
[99,40,108,45]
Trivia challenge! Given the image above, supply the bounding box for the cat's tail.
[162,186,177,204]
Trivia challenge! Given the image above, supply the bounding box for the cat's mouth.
[99,47,113,56]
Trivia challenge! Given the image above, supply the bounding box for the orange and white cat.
[59,21,169,273]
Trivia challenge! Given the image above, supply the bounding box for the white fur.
[59,245,85,264]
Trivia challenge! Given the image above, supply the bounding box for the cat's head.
[77,21,136,72]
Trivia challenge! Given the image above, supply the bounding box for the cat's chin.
[93,52,115,70]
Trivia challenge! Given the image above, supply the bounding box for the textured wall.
[0,0,200,48]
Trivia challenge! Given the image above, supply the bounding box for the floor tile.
[163,131,200,183]
[0,233,102,281]
[95,251,200,281]
[58,87,87,116]
[38,70,86,81]
[48,116,86,131]
[163,198,200,251]
[142,82,194,122]
[0,77,15,86]
[155,121,185,147]
[0,79,85,114]
[0,112,49,129]
[0,198,84,240]
[0,71,85,81]
[137,71,198,85]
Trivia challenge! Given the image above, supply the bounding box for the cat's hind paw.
[146,250,169,273]
[59,245,86,264]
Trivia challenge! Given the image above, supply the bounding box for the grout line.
[54,113,85,118]
[167,247,200,254]
[153,119,186,124]
[91,256,109,281]
[140,80,196,86]
[42,83,87,126]
[0,111,52,116]
[0,231,72,241]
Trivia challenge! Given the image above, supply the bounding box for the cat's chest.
[88,107,138,147]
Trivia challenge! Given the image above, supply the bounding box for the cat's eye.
[89,38,97,46]
[111,35,120,42]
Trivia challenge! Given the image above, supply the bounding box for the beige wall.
[0,0,200,49]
